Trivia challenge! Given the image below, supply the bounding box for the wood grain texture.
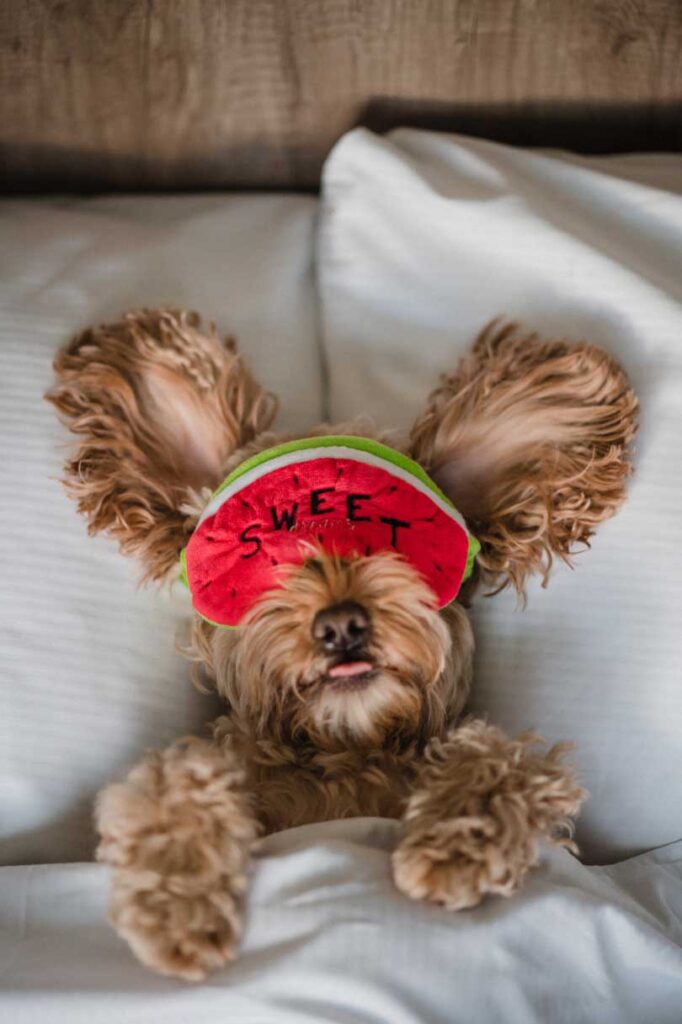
[1,0,680,191]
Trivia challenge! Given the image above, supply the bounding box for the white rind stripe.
[199,446,468,532]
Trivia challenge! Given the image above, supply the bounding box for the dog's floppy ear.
[409,321,638,597]
[47,308,277,582]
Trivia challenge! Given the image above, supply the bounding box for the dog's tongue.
[328,661,373,679]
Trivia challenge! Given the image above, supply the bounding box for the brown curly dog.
[47,310,638,980]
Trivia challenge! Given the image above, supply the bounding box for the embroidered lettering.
[346,493,371,522]
[239,523,262,558]
[310,488,335,515]
[379,515,411,549]
[270,503,298,530]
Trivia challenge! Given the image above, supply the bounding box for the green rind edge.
[213,436,445,503]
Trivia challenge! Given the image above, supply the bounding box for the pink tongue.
[328,661,373,679]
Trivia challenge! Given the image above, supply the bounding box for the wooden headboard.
[1,0,680,192]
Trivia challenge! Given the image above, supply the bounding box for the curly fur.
[205,565,473,832]
[95,738,259,981]
[48,309,638,980]
[410,320,639,595]
[393,722,585,909]
[46,309,276,581]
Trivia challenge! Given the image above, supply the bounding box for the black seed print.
[231,587,237,598]
[365,545,372,556]
[293,473,300,487]
[434,563,443,573]
[271,557,278,566]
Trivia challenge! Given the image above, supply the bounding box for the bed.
[1,3,681,1021]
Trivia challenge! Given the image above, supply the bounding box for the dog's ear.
[47,308,277,582]
[409,321,638,597]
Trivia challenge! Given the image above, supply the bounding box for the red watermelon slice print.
[183,436,479,627]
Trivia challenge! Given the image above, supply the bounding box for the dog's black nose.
[312,602,371,652]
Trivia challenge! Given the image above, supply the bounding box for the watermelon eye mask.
[181,436,480,627]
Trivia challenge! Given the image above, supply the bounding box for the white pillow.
[318,128,682,863]
[0,194,321,864]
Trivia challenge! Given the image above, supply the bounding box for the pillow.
[318,128,682,863]
[0,194,320,864]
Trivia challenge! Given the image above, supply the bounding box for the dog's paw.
[95,739,259,980]
[392,815,528,911]
[111,885,240,981]
[392,723,586,911]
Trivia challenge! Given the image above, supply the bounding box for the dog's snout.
[312,602,371,652]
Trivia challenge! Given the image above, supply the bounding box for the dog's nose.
[312,602,371,652]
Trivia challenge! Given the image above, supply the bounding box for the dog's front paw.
[392,814,528,910]
[110,880,239,981]
[96,738,259,980]
[392,721,586,911]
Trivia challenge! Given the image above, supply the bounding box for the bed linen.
[1,819,680,1024]
[0,193,320,864]
[318,128,682,864]
[2,140,681,1021]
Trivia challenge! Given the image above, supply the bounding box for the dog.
[47,309,638,980]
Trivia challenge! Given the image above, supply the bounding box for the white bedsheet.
[1,819,680,1024]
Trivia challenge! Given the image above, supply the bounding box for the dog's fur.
[48,309,638,980]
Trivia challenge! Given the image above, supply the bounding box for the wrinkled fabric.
[1,819,680,1024]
